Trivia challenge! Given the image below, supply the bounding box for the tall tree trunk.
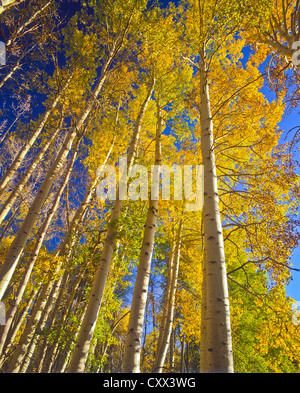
[153,219,182,373]
[198,50,233,373]
[0,292,35,369]
[0,72,73,197]
[58,115,118,259]
[5,0,52,48]
[0,118,63,226]
[67,79,155,373]
[0,137,79,357]
[121,100,162,373]
[6,275,58,372]
[0,46,116,300]
[0,130,77,300]
[0,0,26,14]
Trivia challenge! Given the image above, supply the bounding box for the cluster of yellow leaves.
[253,289,300,372]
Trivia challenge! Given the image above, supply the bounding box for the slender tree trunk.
[0,137,79,358]
[154,230,176,367]
[169,327,174,371]
[0,0,26,14]
[6,276,57,372]
[5,1,52,48]
[0,289,35,369]
[67,79,155,373]
[0,47,115,300]
[198,50,233,373]
[0,119,62,226]
[153,220,182,373]
[0,202,21,241]
[0,130,77,300]
[0,72,73,197]
[58,124,117,259]
[122,101,162,373]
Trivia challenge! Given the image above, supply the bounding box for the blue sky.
[241,46,300,304]
[278,109,300,303]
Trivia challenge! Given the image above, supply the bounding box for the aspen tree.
[0,118,63,226]
[122,101,162,373]
[0,130,78,300]
[4,137,80,372]
[153,219,182,373]
[0,136,79,360]
[0,35,121,300]
[0,72,74,197]
[0,0,26,14]
[67,78,155,373]
[4,0,52,49]
[198,48,233,372]
[179,0,249,372]
[250,0,299,61]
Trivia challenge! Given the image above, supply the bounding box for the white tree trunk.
[6,273,59,372]
[0,121,62,226]
[0,0,25,14]
[153,220,182,373]
[0,48,114,300]
[198,51,233,373]
[0,137,79,359]
[0,72,74,197]
[58,128,117,258]
[5,1,52,48]
[122,103,162,373]
[0,130,77,300]
[67,79,155,373]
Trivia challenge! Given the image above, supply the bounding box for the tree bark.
[0,46,115,300]
[0,0,25,14]
[0,292,35,369]
[0,72,74,197]
[198,50,233,373]
[153,220,182,373]
[122,100,162,373]
[5,1,52,48]
[67,79,155,373]
[0,119,62,226]
[0,130,77,300]
[0,136,79,359]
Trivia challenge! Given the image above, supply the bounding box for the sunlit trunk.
[199,50,233,373]
[67,79,155,373]
[122,101,162,373]
[153,220,182,373]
